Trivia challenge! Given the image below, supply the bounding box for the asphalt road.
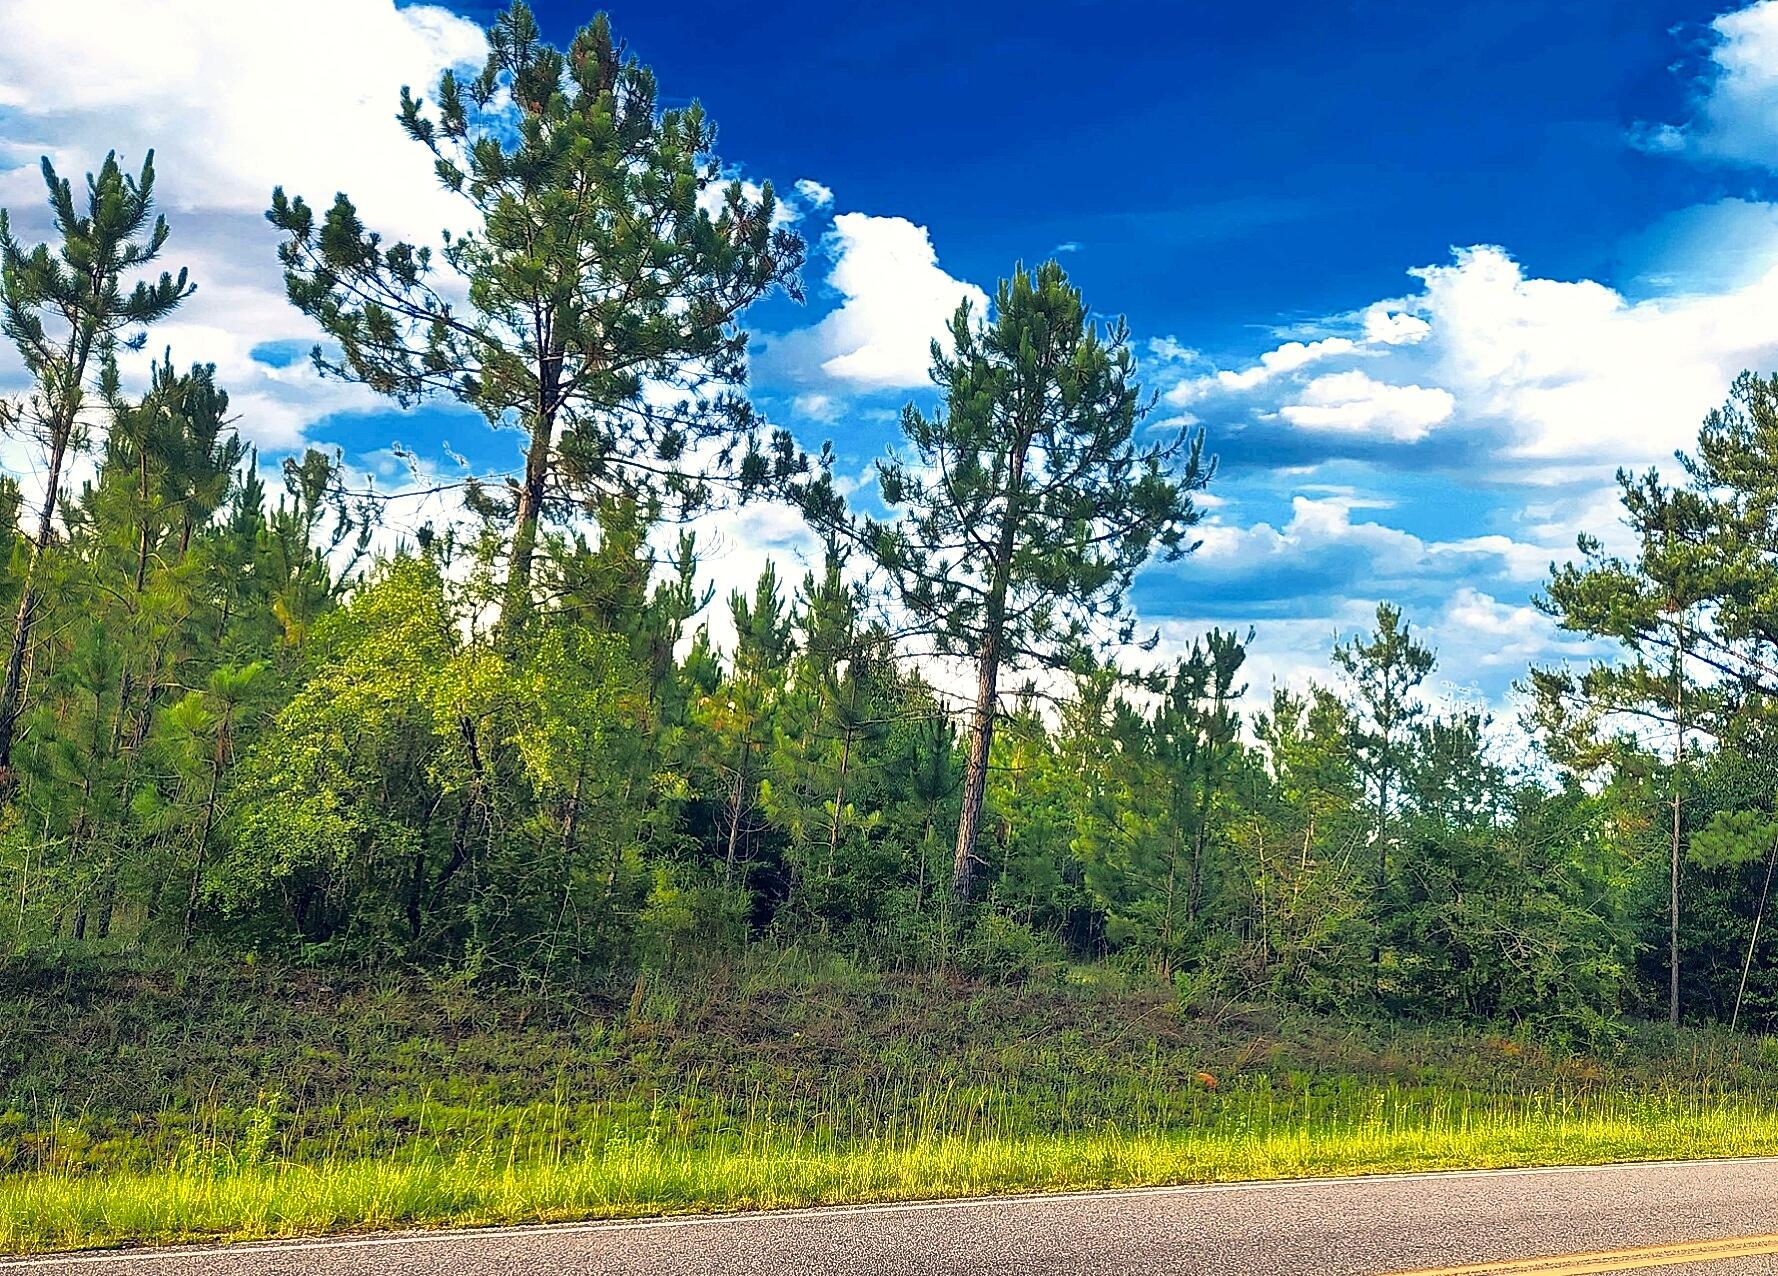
[9,1159,1778,1275]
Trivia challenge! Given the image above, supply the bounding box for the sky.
[4,0,1778,714]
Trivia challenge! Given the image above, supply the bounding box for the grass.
[7,948,1778,1253]
[9,1086,1778,1254]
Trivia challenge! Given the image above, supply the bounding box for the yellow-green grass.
[7,1086,1778,1255]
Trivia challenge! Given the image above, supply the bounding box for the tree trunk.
[1732,832,1778,1032]
[950,436,1027,905]
[1671,615,1687,1030]
[503,408,555,636]
[1372,762,1391,983]
[1187,815,1209,924]
[952,631,1002,904]
[724,728,750,888]
[0,421,74,782]
[1162,825,1181,952]
[181,719,229,948]
[825,700,857,871]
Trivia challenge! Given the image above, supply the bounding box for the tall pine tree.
[0,151,191,785]
[268,3,803,635]
[833,261,1209,904]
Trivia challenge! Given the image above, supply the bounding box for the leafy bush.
[959,914,1066,985]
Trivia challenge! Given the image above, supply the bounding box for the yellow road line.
[1385,1232,1778,1276]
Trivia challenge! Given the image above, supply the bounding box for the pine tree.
[702,565,792,888]
[833,261,1209,904]
[267,3,803,634]
[0,151,191,786]
[1151,628,1248,942]
[1332,602,1435,986]
[1539,410,1741,1027]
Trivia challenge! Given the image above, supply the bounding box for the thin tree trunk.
[825,699,857,870]
[1371,760,1392,987]
[503,410,553,635]
[952,636,1001,904]
[561,762,586,854]
[914,810,933,916]
[1732,832,1778,1032]
[724,729,750,887]
[0,424,74,781]
[1163,824,1181,952]
[181,722,229,949]
[1671,614,1687,1030]
[502,328,565,637]
[951,437,1027,905]
[1187,816,1208,924]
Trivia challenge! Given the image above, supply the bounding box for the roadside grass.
[8,949,1778,1253]
[7,1084,1778,1254]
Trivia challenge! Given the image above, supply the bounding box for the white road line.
[4,1156,1776,1268]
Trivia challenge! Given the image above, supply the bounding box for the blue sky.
[6,0,1778,708]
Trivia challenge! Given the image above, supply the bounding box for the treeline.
[0,4,1773,1041]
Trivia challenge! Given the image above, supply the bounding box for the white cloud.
[1197,495,1427,577]
[1192,494,1558,592]
[1406,245,1778,469]
[794,178,834,209]
[106,234,390,450]
[793,392,840,422]
[0,1,484,230]
[1185,243,1778,481]
[0,0,486,452]
[1629,122,1687,156]
[767,213,987,390]
[697,173,806,230]
[1212,337,1358,392]
[1622,196,1778,294]
[1436,587,1558,671]
[1148,336,1199,365]
[1361,305,1431,346]
[1151,581,1580,730]
[1638,0,1778,168]
[1141,2,1778,719]
[1277,369,1454,442]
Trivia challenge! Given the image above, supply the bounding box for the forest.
[13,2,1778,1254]
[3,1,1778,1054]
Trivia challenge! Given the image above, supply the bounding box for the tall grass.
[5,1081,1778,1254]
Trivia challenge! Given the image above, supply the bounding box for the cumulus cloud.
[1184,244,1778,478]
[792,392,841,423]
[1277,370,1454,442]
[1361,305,1431,346]
[1636,0,1778,168]
[1188,494,1557,609]
[0,0,487,451]
[1210,337,1358,393]
[0,0,484,229]
[697,171,814,230]
[1143,1,1778,716]
[766,213,987,391]
[1148,336,1199,365]
[794,178,835,209]
[1148,580,1575,726]
[1621,196,1778,294]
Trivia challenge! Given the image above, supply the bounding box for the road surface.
[7,1158,1778,1274]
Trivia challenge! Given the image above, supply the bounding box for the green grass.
[7,948,1778,1254]
[7,1086,1778,1254]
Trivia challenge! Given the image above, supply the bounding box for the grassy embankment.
[5,947,1778,1253]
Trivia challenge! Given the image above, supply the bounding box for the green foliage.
[8,952,1778,1251]
[1,4,1772,1081]
[0,150,194,778]
[805,259,1212,904]
[267,3,805,627]
[958,913,1067,985]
